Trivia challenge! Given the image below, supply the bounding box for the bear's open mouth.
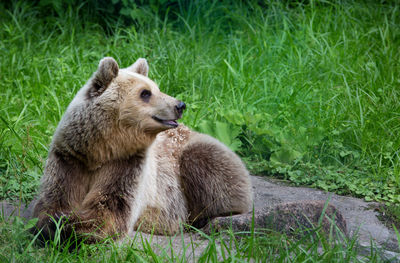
[152,116,179,128]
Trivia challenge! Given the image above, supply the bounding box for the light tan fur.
[32,57,252,244]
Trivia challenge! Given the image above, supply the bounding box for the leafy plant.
[197,120,242,152]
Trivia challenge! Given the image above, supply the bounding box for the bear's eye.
[140,89,152,102]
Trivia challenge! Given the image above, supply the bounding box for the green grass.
[1,0,400,260]
[0,214,393,262]
[1,1,400,204]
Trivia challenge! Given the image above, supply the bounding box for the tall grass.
[1,1,400,203]
[0,1,398,189]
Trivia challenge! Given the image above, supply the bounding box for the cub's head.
[53,57,186,166]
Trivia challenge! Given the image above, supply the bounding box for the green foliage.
[197,120,242,152]
[1,1,400,206]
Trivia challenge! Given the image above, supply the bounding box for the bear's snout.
[175,101,186,117]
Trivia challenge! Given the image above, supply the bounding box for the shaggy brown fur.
[32,57,252,244]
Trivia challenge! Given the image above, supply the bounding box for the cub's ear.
[126,58,149,77]
[89,57,119,98]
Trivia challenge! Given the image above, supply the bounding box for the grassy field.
[1,0,400,261]
[0,213,392,262]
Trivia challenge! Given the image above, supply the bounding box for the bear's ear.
[126,58,149,77]
[89,57,119,98]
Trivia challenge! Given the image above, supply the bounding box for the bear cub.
[32,57,253,243]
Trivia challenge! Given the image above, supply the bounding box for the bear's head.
[52,57,185,168]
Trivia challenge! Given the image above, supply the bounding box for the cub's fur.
[32,57,252,243]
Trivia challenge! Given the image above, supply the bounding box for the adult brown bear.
[32,57,253,243]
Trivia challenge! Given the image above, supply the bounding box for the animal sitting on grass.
[32,57,253,245]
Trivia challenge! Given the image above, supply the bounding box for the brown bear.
[32,57,252,244]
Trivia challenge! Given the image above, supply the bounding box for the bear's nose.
[175,101,186,115]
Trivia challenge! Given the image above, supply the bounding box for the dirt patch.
[370,203,400,232]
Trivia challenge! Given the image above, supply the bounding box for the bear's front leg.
[33,189,132,247]
[62,189,132,244]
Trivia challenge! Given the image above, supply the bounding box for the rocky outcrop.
[204,201,347,237]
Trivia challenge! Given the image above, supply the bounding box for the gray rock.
[249,176,398,252]
[204,200,347,238]
[0,200,35,220]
